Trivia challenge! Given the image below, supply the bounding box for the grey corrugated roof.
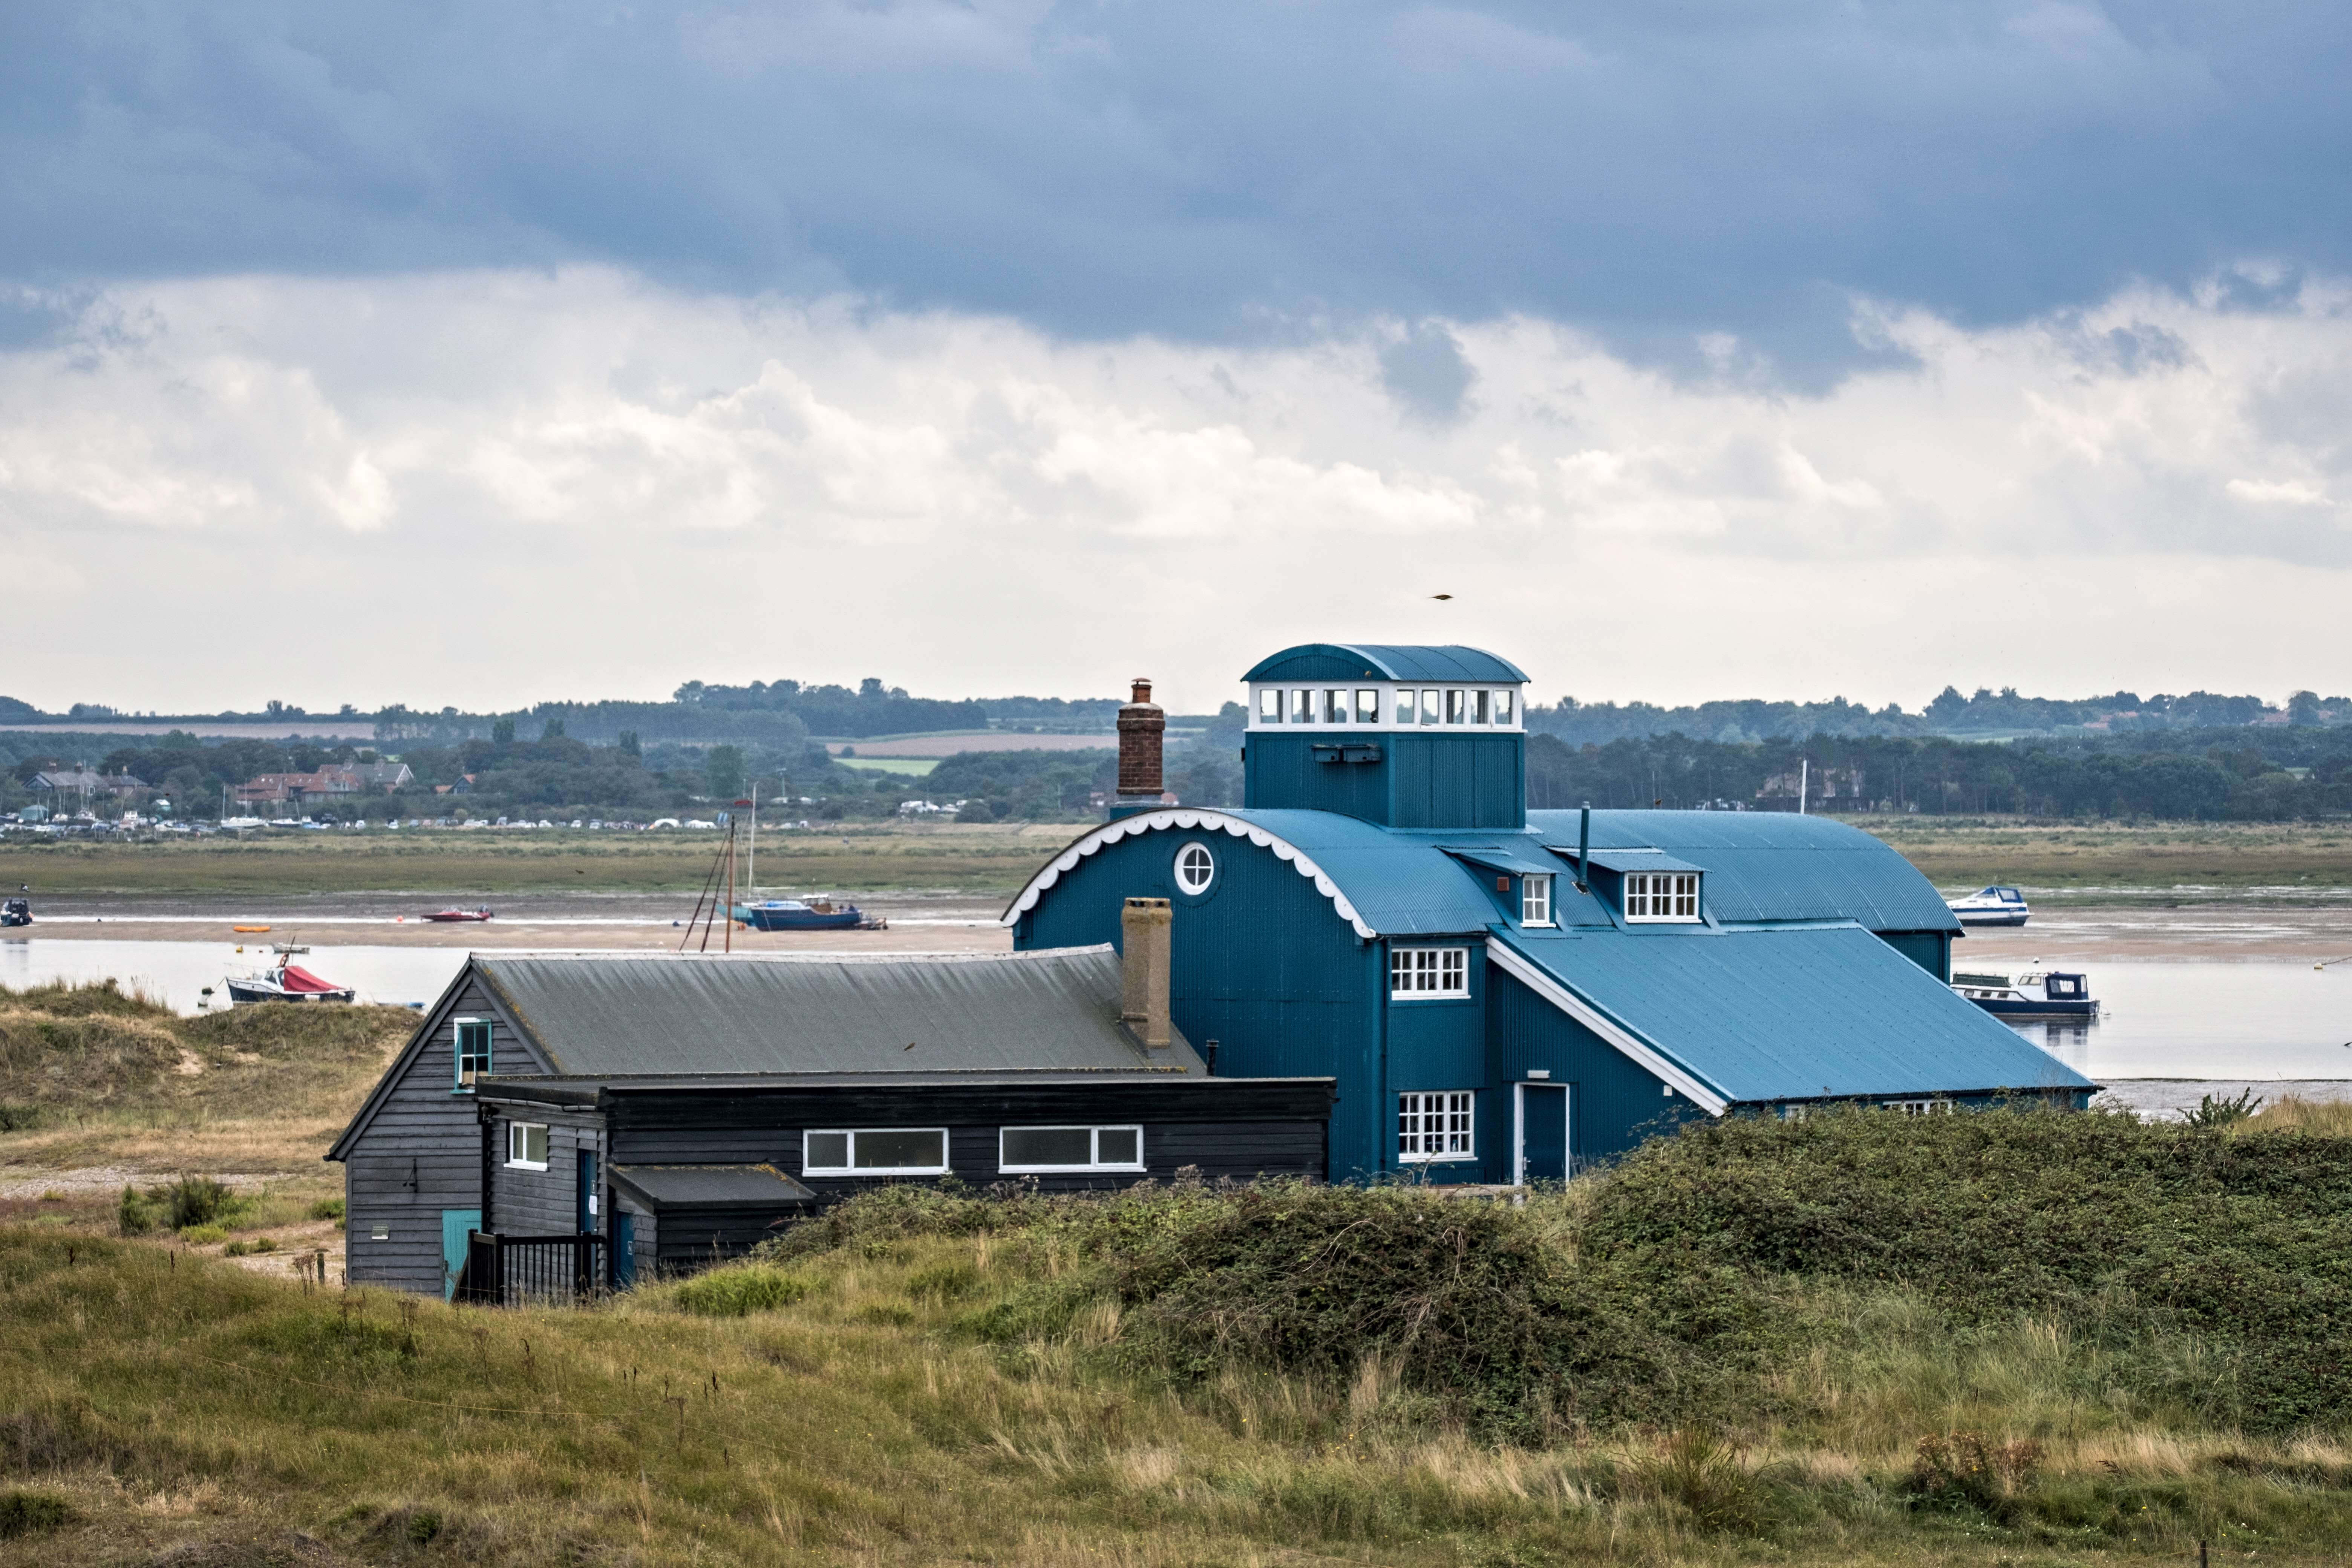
[611,1164,816,1208]
[474,947,1204,1076]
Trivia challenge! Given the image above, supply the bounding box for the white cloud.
[2,268,2350,713]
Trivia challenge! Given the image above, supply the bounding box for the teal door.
[614,1212,636,1288]
[441,1208,481,1299]
[1516,1085,1570,1184]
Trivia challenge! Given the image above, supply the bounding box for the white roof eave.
[1000,809,1378,940]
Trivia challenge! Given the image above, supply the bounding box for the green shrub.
[308,1197,346,1221]
[179,1224,228,1246]
[406,1508,443,1544]
[117,1183,157,1236]
[157,1175,235,1230]
[0,1490,74,1539]
[0,1102,41,1132]
[2186,1087,2263,1128]
[673,1266,812,1317]
[223,1237,276,1257]
[1636,1429,1772,1534]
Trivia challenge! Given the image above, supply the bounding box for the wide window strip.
[1389,946,1468,998]
[999,1125,1145,1172]
[1398,1091,1475,1162]
[506,1122,548,1169]
[803,1128,949,1175]
[1623,871,1701,922]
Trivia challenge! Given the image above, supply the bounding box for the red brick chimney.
[1111,678,1166,818]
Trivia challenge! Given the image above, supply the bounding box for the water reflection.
[2001,961,2351,1080]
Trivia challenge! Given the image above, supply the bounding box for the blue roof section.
[1581,848,1707,875]
[1496,923,2094,1103]
[1527,809,1958,933]
[1242,643,1530,684]
[1442,844,1572,878]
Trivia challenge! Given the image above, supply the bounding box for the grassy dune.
[8,1080,2352,1563]
[0,823,1075,897]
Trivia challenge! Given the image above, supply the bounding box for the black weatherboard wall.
[328,968,550,1296]
[481,1073,1334,1273]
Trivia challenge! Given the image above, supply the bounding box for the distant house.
[32,769,146,800]
[234,769,360,806]
[328,942,1332,1296]
[346,761,414,792]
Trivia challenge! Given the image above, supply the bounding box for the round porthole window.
[1174,842,1216,896]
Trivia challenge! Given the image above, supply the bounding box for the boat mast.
[724,810,736,954]
[747,782,756,897]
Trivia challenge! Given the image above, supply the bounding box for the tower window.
[1496,690,1515,725]
[1445,689,1465,724]
[1420,689,1439,725]
[1291,689,1312,723]
[1259,688,1281,722]
[1323,689,1347,724]
[1355,688,1380,722]
[1474,689,1491,723]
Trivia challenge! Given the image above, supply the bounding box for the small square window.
[1355,688,1380,722]
[1521,874,1553,926]
[1398,1091,1475,1162]
[506,1122,549,1169]
[1389,946,1469,998]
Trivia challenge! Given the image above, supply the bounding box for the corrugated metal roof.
[1442,844,1573,878]
[1241,643,1530,683]
[1494,924,2092,1103]
[1528,809,1958,932]
[1580,848,1706,875]
[474,948,1204,1077]
[611,1164,816,1208]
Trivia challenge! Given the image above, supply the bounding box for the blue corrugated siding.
[1019,827,1385,1180]
[1484,967,1708,1168]
[1246,732,1524,829]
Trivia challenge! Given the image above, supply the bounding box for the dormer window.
[1521,874,1553,926]
[1625,872,1700,922]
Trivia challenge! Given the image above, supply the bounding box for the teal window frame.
[454,1017,493,1091]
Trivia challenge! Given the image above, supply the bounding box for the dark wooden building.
[327,933,1333,1295]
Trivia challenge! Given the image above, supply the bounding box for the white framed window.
[803,1128,949,1175]
[1355,688,1380,722]
[1393,688,1414,724]
[1496,690,1514,725]
[454,1017,492,1089]
[1520,874,1553,926]
[1399,1091,1475,1162]
[1258,687,1282,722]
[999,1125,1144,1172]
[1323,689,1347,724]
[1291,688,1312,723]
[1419,688,1439,724]
[1445,689,1466,724]
[1884,1100,1953,1117]
[506,1122,549,1169]
[1474,689,1491,724]
[1623,872,1700,922]
[1390,946,1469,998]
[1174,841,1215,895]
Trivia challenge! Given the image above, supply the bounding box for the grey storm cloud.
[5,1,2350,364]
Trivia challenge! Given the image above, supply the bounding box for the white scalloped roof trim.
[1000,809,1378,939]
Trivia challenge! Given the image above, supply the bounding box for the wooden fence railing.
[458,1232,609,1305]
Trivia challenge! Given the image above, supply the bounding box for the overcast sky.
[3,2,2348,715]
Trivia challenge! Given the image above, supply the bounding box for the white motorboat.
[1947,885,2029,927]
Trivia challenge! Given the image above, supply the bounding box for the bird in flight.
[1431,593,1453,600]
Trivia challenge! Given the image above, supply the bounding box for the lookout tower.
[1240,643,1529,829]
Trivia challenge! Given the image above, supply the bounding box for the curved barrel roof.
[1242,643,1530,684]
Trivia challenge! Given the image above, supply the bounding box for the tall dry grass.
[2246,1093,2352,1136]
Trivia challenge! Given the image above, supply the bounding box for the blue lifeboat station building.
[1006,643,2094,1184]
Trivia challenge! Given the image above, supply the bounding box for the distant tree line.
[1528,727,2352,820]
[1527,686,2346,746]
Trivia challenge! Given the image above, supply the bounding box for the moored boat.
[1952,970,2096,1018]
[0,897,29,929]
[227,946,356,1004]
[424,906,495,923]
[731,897,878,932]
[1947,885,2030,927]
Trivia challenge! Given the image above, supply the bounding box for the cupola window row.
[1250,684,1519,730]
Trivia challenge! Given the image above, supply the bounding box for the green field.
[5,819,2349,902]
